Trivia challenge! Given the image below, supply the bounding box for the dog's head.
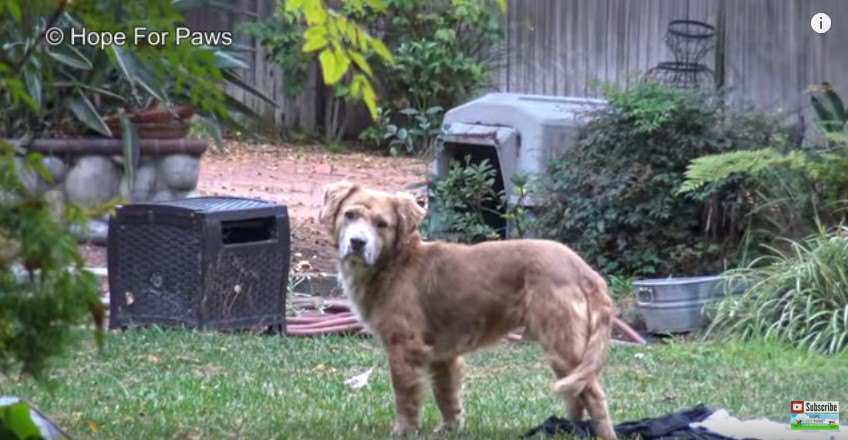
[319,181,426,266]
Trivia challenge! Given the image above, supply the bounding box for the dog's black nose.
[350,237,366,252]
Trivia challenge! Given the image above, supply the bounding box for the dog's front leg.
[430,357,465,433]
[388,349,426,436]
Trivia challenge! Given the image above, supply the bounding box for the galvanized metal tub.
[633,275,731,334]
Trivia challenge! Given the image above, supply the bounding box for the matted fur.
[320,181,617,439]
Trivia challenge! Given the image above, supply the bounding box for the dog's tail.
[552,274,614,398]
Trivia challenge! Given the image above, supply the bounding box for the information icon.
[811,13,831,34]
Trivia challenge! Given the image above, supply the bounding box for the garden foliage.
[535,82,787,277]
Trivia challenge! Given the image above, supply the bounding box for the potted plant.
[1,1,274,209]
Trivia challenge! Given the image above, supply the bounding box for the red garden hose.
[286,298,647,345]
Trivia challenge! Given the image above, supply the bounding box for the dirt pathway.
[80,142,427,277]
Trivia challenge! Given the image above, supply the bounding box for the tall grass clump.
[705,225,848,355]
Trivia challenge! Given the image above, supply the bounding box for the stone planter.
[7,137,208,245]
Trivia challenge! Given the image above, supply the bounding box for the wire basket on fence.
[664,19,716,64]
[645,62,715,89]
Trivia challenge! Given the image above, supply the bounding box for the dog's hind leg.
[546,344,616,440]
[525,283,617,440]
[430,357,465,433]
[582,378,616,440]
[548,362,585,423]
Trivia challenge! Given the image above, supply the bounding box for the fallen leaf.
[315,363,326,371]
[147,354,160,363]
[86,420,98,432]
[344,367,374,389]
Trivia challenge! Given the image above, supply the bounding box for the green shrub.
[705,226,848,355]
[423,157,502,244]
[382,106,444,156]
[250,0,501,146]
[0,142,103,380]
[423,157,532,244]
[680,83,848,257]
[535,82,788,277]
[369,0,502,112]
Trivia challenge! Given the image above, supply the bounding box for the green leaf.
[23,64,42,107]
[47,44,93,70]
[370,38,394,64]
[2,0,22,21]
[304,25,327,40]
[360,80,378,120]
[365,0,386,10]
[53,82,126,102]
[24,152,53,183]
[349,51,372,76]
[350,73,363,97]
[109,47,168,104]
[0,402,41,440]
[319,49,349,85]
[356,29,369,51]
[811,95,834,123]
[426,106,444,115]
[822,82,848,122]
[221,70,276,106]
[213,51,249,69]
[3,78,37,109]
[303,33,328,52]
[318,49,337,85]
[302,0,328,24]
[120,114,140,196]
[285,0,305,12]
[66,92,112,137]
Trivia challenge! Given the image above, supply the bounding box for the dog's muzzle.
[340,221,378,265]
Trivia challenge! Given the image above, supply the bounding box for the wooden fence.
[185,0,848,132]
[497,0,848,115]
[183,0,320,132]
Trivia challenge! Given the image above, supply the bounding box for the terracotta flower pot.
[103,105,195,139]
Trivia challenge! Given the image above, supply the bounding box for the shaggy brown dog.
[319,181,617,439]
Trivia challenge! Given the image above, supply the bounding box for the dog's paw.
[390,421,418,437]
[433,418,465,435]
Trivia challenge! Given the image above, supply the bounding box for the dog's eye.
[377,220,389,229]
[344,211,355,220]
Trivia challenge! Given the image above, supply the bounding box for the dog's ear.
[319,181,358,233]
[395,192,426,236]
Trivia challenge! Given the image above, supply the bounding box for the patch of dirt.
[199,142,427,274]
[80,142,427,277]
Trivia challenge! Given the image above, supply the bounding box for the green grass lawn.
[2,328,846,439]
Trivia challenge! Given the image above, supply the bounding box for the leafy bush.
[535,82,788,277]
[0,142,103,379]
[365,0,502,112]
[423,157,502,244]
[1,1,272,155]
[423,157,532,244]
[680,84,848,254]
[809,81,848,135]
[704,226,848,355]
[382,106,444,156]
[250,0,502,146]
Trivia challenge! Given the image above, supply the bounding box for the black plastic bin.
[107,197,290,332]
